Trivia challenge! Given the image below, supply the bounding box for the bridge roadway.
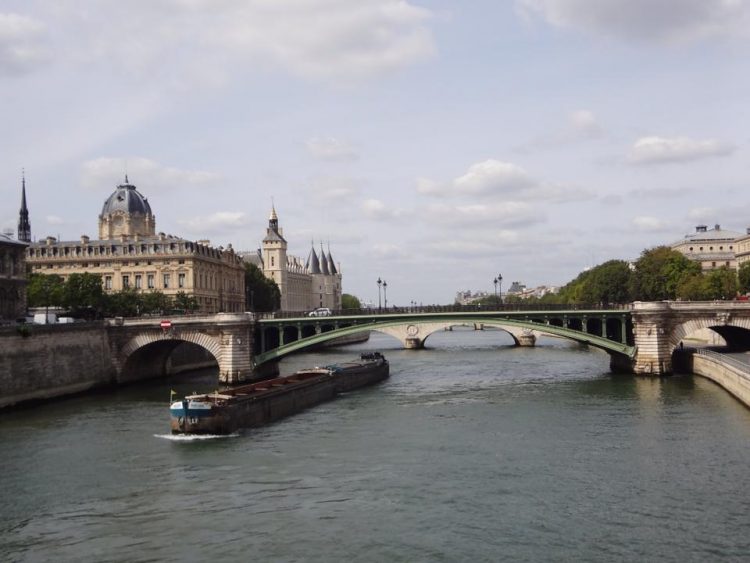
[109,301,750,383]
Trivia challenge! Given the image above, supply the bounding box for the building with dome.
[670,224,744,271]
[25,177,245,313]
[241,207,342,312]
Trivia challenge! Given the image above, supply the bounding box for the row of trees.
[27,273,200,317]
[25,264,284,318]
[498,246,750,306]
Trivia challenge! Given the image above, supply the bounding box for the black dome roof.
[101,181,152,216]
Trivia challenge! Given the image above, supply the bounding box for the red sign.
[160,320,172,329]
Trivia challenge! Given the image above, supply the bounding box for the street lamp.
[383,280,388,310]
[497,273,503,305]
[493,277,498,307]
[377,277,382,312]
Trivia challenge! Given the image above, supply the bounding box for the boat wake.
[153,433,239,442]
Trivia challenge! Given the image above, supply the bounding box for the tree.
[630,246,701,301]
[576,260,632,304]
[141,290,172,315]
[244,263,281,312]
[174,291,199,313]
[63,273,104,317]
[738,262,750,295]
[341,293,361,310]
[703,267,738,300]
[27,274,65,309]
[103,288,142,317]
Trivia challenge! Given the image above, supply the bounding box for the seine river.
[2,330,750,562]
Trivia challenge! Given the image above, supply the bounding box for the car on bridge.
[308,307,332,317]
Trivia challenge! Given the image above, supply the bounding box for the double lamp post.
[377,277,388,312]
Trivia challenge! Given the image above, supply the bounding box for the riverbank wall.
[678,350,750,408]
[0,323,116,409]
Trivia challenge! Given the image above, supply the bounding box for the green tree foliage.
[174,291,199,312]
[341,293,361,310]
[103,288,142,317]
[576,260,632,304]
[141,290,172,315]
[27,273,65,308]
[244,262,281,312]
[738,262,750,295]
[703,267,738,300]
[63,273,104,316]
[630,246,701,301]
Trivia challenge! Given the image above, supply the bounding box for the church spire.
[18,170,31,243]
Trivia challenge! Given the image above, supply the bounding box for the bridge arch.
[117,330,222,382]
[670,317,750,351]
[254,314,634,366]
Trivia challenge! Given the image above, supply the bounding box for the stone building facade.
[242,207,342,312]
[670,224,743,271]
[0,234,28,321]
[25,178,245,313]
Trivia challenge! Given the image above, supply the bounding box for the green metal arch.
[254,315,635,366]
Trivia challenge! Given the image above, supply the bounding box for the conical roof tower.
[17,171,31,243]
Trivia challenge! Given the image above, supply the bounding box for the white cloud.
[419,160,535,197]
[22,1,435,83]
[309,176,361,200]
[426,201,543,227]
[306,137,358,161]
[0,12,49,75]
[178,211,249,235]
[632,216,670,232]
[569,110,603,139]
[628,136,735,165]
[81,157,221,192]
[361,198,409,221]
[518,0,750,43]
[688,207,717,221]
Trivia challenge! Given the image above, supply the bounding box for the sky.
[2,0,749,306]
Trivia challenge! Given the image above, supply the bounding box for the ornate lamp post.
[493,277,498,306]
[497,273,503,305]
[383,280,388,310]
[377,277,382,312]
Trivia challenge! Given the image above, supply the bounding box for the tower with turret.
[261,206,290,309]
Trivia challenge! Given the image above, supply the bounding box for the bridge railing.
[257,303,632,319]
[693,348,750,375]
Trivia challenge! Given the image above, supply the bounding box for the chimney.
[715,224,720,231]
[80,235,89,244]
[696,225,707,233]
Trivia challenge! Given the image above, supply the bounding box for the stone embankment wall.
[689,352,750,408]
[0,323,116,408]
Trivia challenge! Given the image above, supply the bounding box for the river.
[2,329,750,562]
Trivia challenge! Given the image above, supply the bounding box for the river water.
[2,329,750,562]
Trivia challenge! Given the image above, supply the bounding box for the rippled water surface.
[2,330,750,562]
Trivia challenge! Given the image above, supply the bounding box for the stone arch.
[117,329,222,382]
[670,317,750,351]
[374,321,527,349]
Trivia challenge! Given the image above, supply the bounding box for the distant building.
[455,290,491,305]
[506,281,527,296]
[0,232,28,320]
[25,177,245,313]
[670,224,742,271]
[240,207,342,312]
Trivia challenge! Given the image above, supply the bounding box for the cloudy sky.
[2,1,748,305]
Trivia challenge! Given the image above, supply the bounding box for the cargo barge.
[169,352,389,434]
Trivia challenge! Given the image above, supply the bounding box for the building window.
[271,256,275,267]
[123,275,130,289]
[104,276,112,290]
[178,273,185,288]
[135,275,142,289]
[163,274,170,289]
[147,274,154,289]
[712,262,717,268]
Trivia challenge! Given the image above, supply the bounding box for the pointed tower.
[306,241,321,274]
[17,172,31,243]
[319,242,330,275]
[262,204,288,308]
[326,243,338,275]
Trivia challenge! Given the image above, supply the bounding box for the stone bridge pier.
[631,301,750,375]
[107,313,255,384]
